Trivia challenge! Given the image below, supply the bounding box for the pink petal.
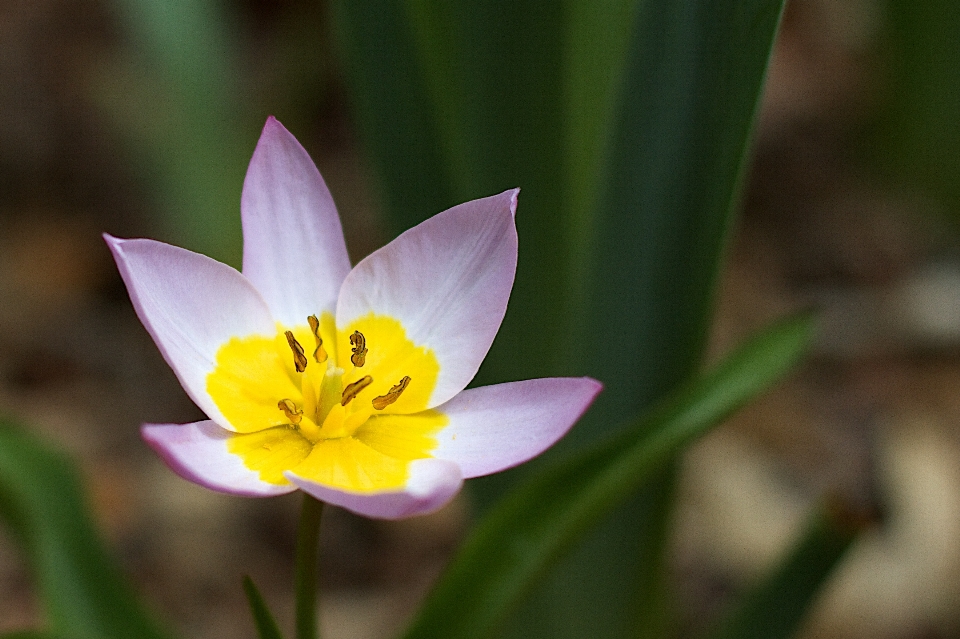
[241,117,352,326]
[337,189,519,409]
[431,377,603,478]
[106,235,275,428]
[286,458,463,519]
[142,421,296,497]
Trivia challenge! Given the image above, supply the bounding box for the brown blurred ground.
[1,1,960,638]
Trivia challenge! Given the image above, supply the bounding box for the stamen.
[372,376,411,410]
[277,399,303,425]
[350,331,368,367]
[284,331,308,372]
[307,315,328,363]
[341,375,373,406]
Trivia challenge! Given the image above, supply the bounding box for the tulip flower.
[107,117,601,519]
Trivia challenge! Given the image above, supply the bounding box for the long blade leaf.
[0,421,173,639]
[399,314,814,639]
[707,501,866,639]
[547,0,788,634]
[328,0,455,235]
[332,2,788,636]
[243,576,287,639]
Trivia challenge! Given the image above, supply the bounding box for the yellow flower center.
[206,312,446,489]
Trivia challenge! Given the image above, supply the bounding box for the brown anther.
[277,399,303,425]
[372,376,411,410]
[284,331,308,372]
[307,315,328,363]
[341,375,373,406]
[350,331,368,367]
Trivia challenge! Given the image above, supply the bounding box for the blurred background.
[1,0,959,637]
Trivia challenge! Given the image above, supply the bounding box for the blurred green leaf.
[707,500,865,639]
[96,0,251,265]
[563,0,639,309]
[872,0,960,218]
[332,1,571,388]
[0,420,173,639]
[578,0,787,416]
[399,314,814,639]
[0,633,73,639]
[243,576,286,639]
[333,1,785,636]
[526,0,788,635]
[329,2,455,234]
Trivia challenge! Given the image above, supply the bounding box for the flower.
[106,117,601,519]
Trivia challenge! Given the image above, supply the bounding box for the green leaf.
[332,2,787,636]
[707,500,865,639]
[546,0,788,635]
[328,1,455,235]
[334,1,572,400]
[0,421,173,639]
[399,315,814,639]
[95,0,250,265]
[578,0,788,421]
[0,633,74,639]
[243,576,287,639]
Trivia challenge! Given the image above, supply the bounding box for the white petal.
[337,189,518,408]
[432,377,602,478]
[106,235,275,428]
[286,458,463,519]
[142,422,296,497]
[241,117,352,325]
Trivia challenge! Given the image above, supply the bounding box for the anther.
[307,315,328,363]
[284,331,308,372]
[350,331,368,367]
[372,376,411,410]
[341,375,373,406]
[277,399,303,425]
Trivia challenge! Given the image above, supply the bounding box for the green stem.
[295,494,324,639]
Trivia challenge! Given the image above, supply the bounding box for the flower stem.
[295,494,324,639]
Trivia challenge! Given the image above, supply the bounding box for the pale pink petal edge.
[431,377,603,478]
[241,117,351,325]
[106,235,276,430]
[143,421,295,497]
[336,189,519,409]
[285,458,463,519]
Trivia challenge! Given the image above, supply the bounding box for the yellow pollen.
[372,376,412,410]
[350,330,368,367]
[277,398,303,425]
[307,315,328,363]
[284,331,308,372]
[341,375,373,406]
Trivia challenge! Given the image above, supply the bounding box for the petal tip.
[431,377,604,478]
[583,376,604,399]
[565,377,604,420]
[259,115,292,141]
[507,188,520,216]
[103,233,124,253]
